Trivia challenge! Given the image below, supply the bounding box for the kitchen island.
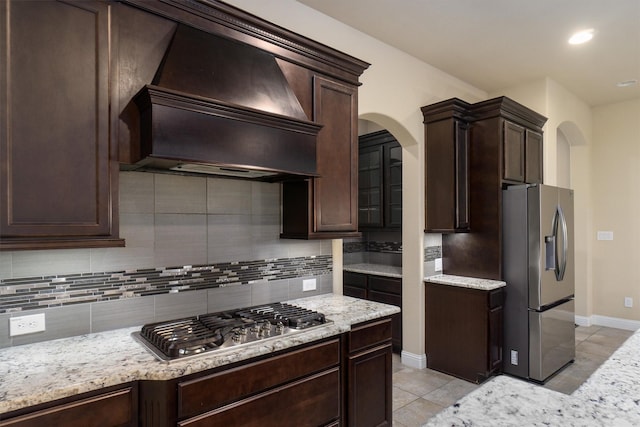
[0,294,399,426]
[425,327,640,426]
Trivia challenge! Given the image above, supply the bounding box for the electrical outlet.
[625,297,633,308]
[10,313,46,337]
[303,278,316,292]
[434,258,443,272]
[510,350,518,365]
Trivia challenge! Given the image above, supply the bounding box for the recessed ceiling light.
[616,79,638,88]
[568,29,595,45]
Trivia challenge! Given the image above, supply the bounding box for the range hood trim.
[133,85,322,181]
[137,85,323,136]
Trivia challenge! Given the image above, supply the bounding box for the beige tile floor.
[391,325,635,427]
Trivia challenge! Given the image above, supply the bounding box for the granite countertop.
[0,294,400,415]
[425,274,506,291]
[425,327,640,426]
[343,263,402,278]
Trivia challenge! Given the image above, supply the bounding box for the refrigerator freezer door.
[529,299,575,382]
[529,185,575,309]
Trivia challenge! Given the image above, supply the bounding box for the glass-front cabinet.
[358,130,402,229]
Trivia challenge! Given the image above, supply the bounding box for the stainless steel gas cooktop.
[133,302,331,362]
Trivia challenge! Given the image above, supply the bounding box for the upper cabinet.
[423,99,470,233]
[423,96,546,236]
[425,96,547,279]
[502,121,543,184]
[358,130,402,230]
[280,76,361,239]
[0,0,123,250]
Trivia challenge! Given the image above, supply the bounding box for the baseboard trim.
[575,314,640,331]
[401,350,426,369]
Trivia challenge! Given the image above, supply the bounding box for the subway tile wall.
[0,172,333,348]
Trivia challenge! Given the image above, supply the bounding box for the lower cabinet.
[425,281,504,383]
[138,321,393,427]
[0,384,137,427]
[344,271,402,352]
[140,339,341,427]
[345,318,393,427]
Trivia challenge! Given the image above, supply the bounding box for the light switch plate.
[434,258,443,272]
[597,231,614,241]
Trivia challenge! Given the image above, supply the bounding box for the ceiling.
[297,0,640,107]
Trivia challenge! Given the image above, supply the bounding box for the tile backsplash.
[0,172,333,348]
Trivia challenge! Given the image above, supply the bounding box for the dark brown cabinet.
[0,384,137,427]
[140,339,342,427]
[0,0,123,250]
[423,96,547,279]
[343,271,402,352]
[138,326,393,426]
[345,318,393,427]
[502,120,543,184]
[281,76,362,239]
[425,281,504,383]
[358,131,402,229]
[422,99,470,233]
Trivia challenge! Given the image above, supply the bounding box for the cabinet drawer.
[369,290,401,308]
[178,369,340,427]
[344,285,367,299]
[178,339,340,419]
[344,272,367,288]
[0,387,136,427]
[369,276,401,295]
[349,318,392,354]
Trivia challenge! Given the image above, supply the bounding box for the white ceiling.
[297,0,640,107]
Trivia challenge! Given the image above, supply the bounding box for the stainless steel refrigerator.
[502,184,575,382]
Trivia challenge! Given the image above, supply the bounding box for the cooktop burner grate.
[135,302,331,362]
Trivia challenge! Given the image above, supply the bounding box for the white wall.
[591,99,640,322]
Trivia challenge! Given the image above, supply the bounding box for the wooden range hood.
[132,24,322,181]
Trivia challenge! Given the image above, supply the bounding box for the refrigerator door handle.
[552,205,568,281]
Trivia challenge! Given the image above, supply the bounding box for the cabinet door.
[358,145,383,228]
[502,120,525,182]
[0,0,122,250]
[525,129,543,183]
[347,346,392,427]
[313,76,358,233]
[347,319,393,427]
[424,117,469,232]
[384,142,402,228]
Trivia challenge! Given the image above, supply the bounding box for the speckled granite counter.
[573,330,640,419]
[0,294,399,415]
[424,375,634,426]
[425,274,506,291]
[425,328,640,426]
[343,263,402,278]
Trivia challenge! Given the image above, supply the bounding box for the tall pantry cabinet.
[423,96,547,280]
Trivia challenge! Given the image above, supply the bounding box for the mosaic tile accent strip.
[343,242,366,253]
[366,241,402,253]
[0,255,332,314]
[425,245,442,261]
[342,241,402,254]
